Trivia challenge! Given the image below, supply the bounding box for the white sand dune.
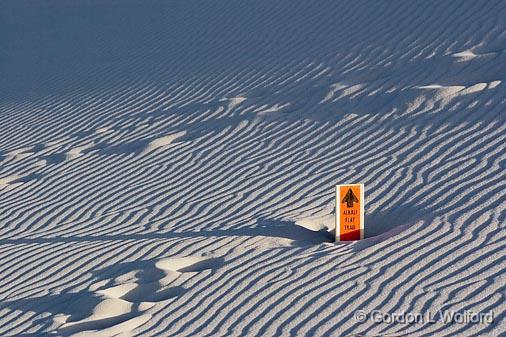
[0,0,505,336]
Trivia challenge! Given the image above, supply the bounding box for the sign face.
[336,184,364,241]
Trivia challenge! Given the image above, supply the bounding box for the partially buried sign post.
[335,184,364,241]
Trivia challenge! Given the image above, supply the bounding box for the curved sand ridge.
[0,0,505,336]
[53,255,222,336]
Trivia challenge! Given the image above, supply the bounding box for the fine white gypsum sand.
[0,0,505,336]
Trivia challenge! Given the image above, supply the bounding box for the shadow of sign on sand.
[0,208,421,248]
[255,218,335,245]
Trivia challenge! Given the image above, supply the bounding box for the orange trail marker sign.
[336,184,364,241]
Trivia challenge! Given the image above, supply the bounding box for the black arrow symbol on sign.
[342,188,359,208]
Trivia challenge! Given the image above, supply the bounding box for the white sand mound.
[156,256,223,273]
[142,131,187,154]
[0,174,19,185]
[57,296,149,337]
[0,0,504,336]
[66,314,152,337]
